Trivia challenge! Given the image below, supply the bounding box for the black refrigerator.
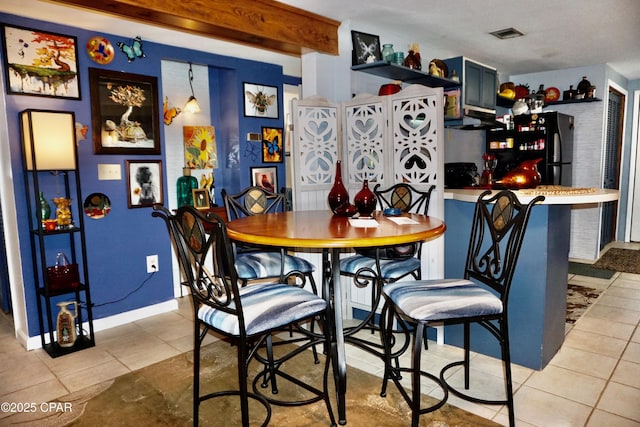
[486,112,574,185]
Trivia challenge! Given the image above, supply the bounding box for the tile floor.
[1,268,639,426]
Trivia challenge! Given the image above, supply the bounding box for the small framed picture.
[243,82,278,118]
[126,160,163,208]
[351,31,382,65]
[192,188,210,210]
[261,127,283,163]
[250,166,277,193]
[2,24,81,99]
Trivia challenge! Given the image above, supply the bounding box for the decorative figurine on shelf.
[52,197,73,229]
[403,43,421,70]
[428,58,448,77]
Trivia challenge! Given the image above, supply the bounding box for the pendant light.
[184,63,200,113]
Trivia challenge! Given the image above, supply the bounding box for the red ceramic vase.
[328,160,350,214]
[354,180,377,217]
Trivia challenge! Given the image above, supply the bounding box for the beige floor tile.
[611,360,640,389]
[587,409,640,427]
[605,285,640,300]
[109,335,182,371]
[0,351,57,396]
[597,382,640,422]
[622,341,640,363]
[549,345,617,379]
[580,304,640,325]
[633,327,640,343]
[525,364,606,406]
[59,359,130,392]
[563,329,627,358]
[597,294,640,311]
[36,346,117,378]
[568,275,614,290]
[0,377,69,421]
[136,314,193,343]
[614,275,640,289]
[513,385,591,427]
[572,316,636,341]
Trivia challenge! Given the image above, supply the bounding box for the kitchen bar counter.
[442,186,618,369]
[444,187,619,204]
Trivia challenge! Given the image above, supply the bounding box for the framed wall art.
[261,126,283,163]
[192,188,210,210]
[126,160,163,208]
[89,68,160,155]
[243,83,278,118]
[351,30,381,65]
[250,166,277,193]
[2,24,81,99]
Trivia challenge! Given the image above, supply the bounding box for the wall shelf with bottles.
[496,95,602,109]
[351,61,460,88]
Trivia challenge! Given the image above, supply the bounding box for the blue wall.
[0,13,286,337]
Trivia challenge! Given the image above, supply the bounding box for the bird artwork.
[163,97,181,125]
[117,36,145,62]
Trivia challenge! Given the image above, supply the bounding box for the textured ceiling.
[2,0,640,80]
[277,0,640,80]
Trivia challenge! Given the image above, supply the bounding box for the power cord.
[90,271,157,308]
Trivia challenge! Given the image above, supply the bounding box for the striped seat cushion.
[340,254,421,281]
[198,283,326,336]
[235,251,315,279]
[383,279,503,322]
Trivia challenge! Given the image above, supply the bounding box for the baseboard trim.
[26,299,179,351]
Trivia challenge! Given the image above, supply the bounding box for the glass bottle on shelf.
[381,44,394,62]
[39,191,51,222]
[177,167,198,207]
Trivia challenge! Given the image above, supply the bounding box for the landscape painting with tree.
[89,68,160,154]
[2,25,81,99]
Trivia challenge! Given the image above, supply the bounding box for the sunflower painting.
[183,126,218,169]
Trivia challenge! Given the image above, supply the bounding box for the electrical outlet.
[146,254,158,273]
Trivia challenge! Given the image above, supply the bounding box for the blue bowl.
[383,207,402,216]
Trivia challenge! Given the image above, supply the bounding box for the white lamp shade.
[21,110,77,171]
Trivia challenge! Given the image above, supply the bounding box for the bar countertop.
[444,186,619,204]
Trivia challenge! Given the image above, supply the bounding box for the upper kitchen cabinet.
[442,56,497,126]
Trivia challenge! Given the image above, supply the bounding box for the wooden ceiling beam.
[50,0,339,56]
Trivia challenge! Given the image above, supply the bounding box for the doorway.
[600,86,625,249]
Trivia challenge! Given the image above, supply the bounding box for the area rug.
[566,283,604,324]
[5,339,500,427]
[593,247,640,274]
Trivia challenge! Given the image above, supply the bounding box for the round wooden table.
[226,210,445,424]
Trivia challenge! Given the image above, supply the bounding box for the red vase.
[354,180,377,217]
[328,160,350,214]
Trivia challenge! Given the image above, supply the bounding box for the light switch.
[98,163,122,180]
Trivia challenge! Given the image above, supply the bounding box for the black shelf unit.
[21,109,95,358]
[351,61,460,88]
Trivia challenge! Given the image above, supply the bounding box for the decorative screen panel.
[390,90,440,186]
[342,94,386,188]
[291,97,339,210]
